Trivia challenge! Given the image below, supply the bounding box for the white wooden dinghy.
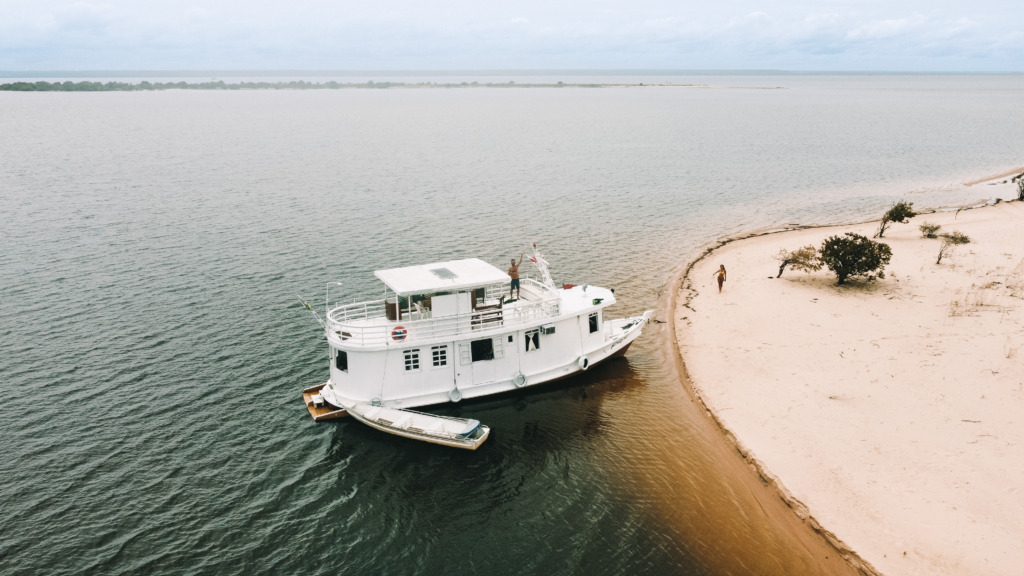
[345,402,490,450]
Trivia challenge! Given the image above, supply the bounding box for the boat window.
[589,312,600,333]
[525,329,541,352]
[470,338,494,362]
[335,349,348,372]
[404,349,420,371]
[432,345,448,367]
[411,294,433,309]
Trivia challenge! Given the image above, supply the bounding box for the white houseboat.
[304,246,652,426]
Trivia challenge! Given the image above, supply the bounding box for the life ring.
[391,326,407,341]
[577,356,590,371]
[514,373,527,388]
[448,387,462,402]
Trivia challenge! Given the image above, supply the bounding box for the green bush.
[936,231,970,264]
[919,222,941,238]
[876,200,917,236]
[774,245,822,278]
[875,201,916,238]
[820,233,893,285]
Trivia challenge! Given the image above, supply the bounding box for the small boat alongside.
[303,383,489,449]
[301,244,652,448]
[346,403,490,450]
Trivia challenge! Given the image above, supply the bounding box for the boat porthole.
[449,388,462,403]
[577,356,589,371]
[514,373,527,388]
[391,326,407,341]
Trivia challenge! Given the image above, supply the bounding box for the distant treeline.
[0,80,609,91]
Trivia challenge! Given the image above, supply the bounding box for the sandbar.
[676,184,1024,575]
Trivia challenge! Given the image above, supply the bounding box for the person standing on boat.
[713,265,727,293]
[509,253,524,300]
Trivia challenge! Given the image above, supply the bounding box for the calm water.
[2,74,1023,575]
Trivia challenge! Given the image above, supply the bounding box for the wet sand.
[675,182,1024,575]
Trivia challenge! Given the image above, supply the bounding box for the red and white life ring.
[391,326,407,341]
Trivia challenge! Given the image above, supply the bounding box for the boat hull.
[318,310,652,411]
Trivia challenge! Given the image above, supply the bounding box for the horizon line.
[2,69,1022,78]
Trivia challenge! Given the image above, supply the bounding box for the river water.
[2,73,1023,575]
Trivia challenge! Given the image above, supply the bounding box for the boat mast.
[297,295,326,330]
[530,243,556,290]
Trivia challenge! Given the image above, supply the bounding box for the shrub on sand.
[774,245,822,278]
[820,233,892,285]
[936,231,971,264]
[875,201,916,238]
[919,222,942,238]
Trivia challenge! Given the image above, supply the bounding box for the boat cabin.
[377,258,511,323]
[327,258,563,348]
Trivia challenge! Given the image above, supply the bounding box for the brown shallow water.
[601,258,872,576]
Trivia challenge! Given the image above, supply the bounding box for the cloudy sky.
[1,0,1021,71]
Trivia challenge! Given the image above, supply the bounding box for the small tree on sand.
[820,233,893,285]
[1017,179,1024,201]
[774,245,822,278]
[875,201,916,238]
[919,222,941,238]
[936,231,970,264]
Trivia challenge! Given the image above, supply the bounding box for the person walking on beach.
[509,253,524,300]
[713,264,727,293]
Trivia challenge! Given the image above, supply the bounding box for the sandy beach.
[676,183,1024,575]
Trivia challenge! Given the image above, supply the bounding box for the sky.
[1,0,1021,72]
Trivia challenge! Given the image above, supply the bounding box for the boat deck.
[302,383,348,421]
[327,277,561,346]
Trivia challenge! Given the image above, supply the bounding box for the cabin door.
[456,336,516,389]
[454,342,474,390]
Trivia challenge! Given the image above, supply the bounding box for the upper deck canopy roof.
[374,258,511,296]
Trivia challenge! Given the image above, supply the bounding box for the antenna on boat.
[530,243,556,290]
[327,281,342,311]
[296,295,326,330]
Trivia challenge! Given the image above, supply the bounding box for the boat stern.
[302,382,349,422]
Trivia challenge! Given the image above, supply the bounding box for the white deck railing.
[326,278,560,347]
